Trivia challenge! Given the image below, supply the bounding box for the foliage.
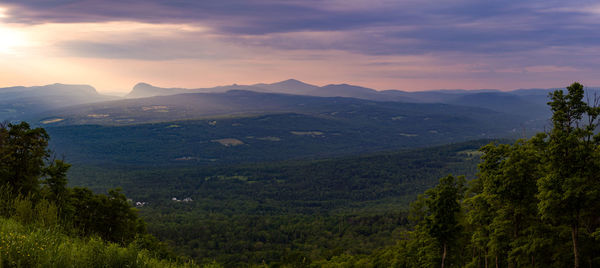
[0,121,193,266]
[61,139,487,266]
[6,83,600,267]
[45,109,522,166]
[0,122,49,195]
[41,159,70,208]
[0,217,199,268]
[68,187,145,244]
[69,139,488,214]
[537,82,600,267]
[318,83,600,267]
[465,139,546,267]
[424,175,465,268]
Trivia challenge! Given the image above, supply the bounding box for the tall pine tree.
[425,175,465,268]
[537,82,600,268]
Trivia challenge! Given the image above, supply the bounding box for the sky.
[0,0,599,93]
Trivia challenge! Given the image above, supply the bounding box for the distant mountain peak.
[127,82,188,98]
[272,79,313,86]
[46,82,94,88]
[244,79,320,95]
[280,78,302,83]
[41,83,99,95]
[133,82,153,89]
[322,83,375,91]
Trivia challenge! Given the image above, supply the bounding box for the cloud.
[524,65,578,73]
[2,0,600,91]
[58,39,221,60]
[2,1,597,64]
[6,0,598,59]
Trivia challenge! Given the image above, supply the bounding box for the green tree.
[42,159,71,209]
[69,187,144,244]
[424,175,465,268]
[464,177,493,268]
[407,193,440,267]
[0,122,50,195]
[477,140,542,267]
[537,82,600,268]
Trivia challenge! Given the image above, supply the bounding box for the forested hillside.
[0,84,116,121]
[3,83,598,267]
[64,139,490,265]
[317,83,600,267]
[62,82,597,267]
[0,122,198,267]
[45,111,518,166]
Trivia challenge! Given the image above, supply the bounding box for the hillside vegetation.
[3,81,599,267]
[0,218,200,268]
[317,83,600,267]
[0,122,199,267]
[45,111,518,166]
[64,139,490,266]
[60,83,600,267]
[0,84,116,122]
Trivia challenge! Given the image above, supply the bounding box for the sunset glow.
[0,1,598,92]
[0,25,26,54]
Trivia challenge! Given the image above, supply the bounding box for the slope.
[44,103,523,166]
[0,83,118,121]
[39,90,529,127]
[120,80,557,121]
[65,139,492,266]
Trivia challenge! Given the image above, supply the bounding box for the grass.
[0,218,203,268]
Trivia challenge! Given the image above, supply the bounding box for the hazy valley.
[2,79,555,166]
[2,80,599,267]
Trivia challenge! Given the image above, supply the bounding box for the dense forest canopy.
[326,82,600,267]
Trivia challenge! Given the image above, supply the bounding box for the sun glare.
[0,26,26,54]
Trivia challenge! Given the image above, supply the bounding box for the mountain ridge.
[119,79,563,119]
[0,83,117,121]
[39,89,516,126]
[123,79,562,98]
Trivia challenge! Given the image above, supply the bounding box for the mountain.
[126,82,191,98]
[37,89,528,127]
[37,90,534,165]
[0,83,117,121]
[125,79,323,99]
[315,84,380,98]
[125,80,415,102]
[126,82,277,98]
[0,83,97,98]
[446,92,550,118]
[121,80,557,121]
[252,79,320,94]
[0,80,565,166]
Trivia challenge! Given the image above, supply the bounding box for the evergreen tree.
[424,175,465,268]
[464,176,493,268]
[478,140,542,267]
[537,82,600,268]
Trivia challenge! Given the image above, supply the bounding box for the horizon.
[1,1,599,92]
[0,78,580,96]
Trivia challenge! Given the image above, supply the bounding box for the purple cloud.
[3,0,600,69]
